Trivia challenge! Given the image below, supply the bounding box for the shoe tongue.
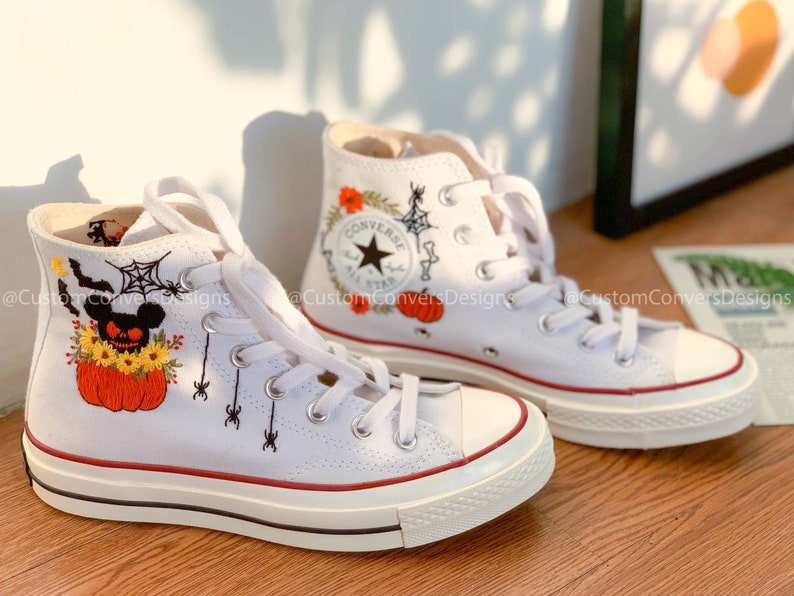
[118,209,171,246]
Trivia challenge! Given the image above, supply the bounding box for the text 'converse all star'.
[22,177,554,551]
[301,122,760,450]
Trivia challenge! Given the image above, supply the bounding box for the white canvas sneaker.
[22,177,554,551]
[301,121,761,450]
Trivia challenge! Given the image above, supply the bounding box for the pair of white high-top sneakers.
[22,122,759,552]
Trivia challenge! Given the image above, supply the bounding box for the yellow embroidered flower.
[91,341,117,367]
[78,325,100,353]
[138,343,170,371]
[115,350,140,375]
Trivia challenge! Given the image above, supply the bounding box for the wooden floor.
[2,167,793,595]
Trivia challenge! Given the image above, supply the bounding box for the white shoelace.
[436,133,676,364]
[143,177,457,447]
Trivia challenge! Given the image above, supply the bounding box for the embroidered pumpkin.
[397,289,444,323]
[76,361,167,412]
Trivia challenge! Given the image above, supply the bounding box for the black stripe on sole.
[24,458,401,537]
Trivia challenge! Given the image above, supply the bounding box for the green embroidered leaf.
[324,204,343,232]
[371,303,395,315]
[362,191,403,216]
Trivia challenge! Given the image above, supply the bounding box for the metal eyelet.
[613,350,635,368]
[483,346,499,358]
[264,376,286,400]
[415,327,430,339]
[438,185,457,206]
[504,294,520,311]
[578,335,595,352]
[351,415,372,439]
[537,313,558,335]
[394,431,418,450]
[229,344,250,368]
[178,267,197,292]
[453,225,471,245]
[306,400,328,424]
[201,311,223,333]
[475,261,493,281]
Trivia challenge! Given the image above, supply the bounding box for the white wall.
[0,0,602,410]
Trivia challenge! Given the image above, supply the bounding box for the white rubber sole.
[21,406,554,551]
[317,329,761,450]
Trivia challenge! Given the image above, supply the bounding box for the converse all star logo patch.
[334,212,414,294]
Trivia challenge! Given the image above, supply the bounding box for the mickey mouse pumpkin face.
[84,295,165,351]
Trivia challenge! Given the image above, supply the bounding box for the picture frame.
[595,0,794,238]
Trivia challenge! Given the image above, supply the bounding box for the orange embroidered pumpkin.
[76,361,167,412]
[397,289,444,323]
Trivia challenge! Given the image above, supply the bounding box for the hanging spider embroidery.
[263,401,278,453]
[397,182,434,252]
[193,330,211,400]
[225,369,242,429]
[106,251,185,299]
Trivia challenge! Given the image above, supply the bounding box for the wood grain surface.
[1,166,793,595]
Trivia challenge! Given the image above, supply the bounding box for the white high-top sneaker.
[22,177,554,551]
[301,122,760,450]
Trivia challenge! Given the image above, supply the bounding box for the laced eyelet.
[264,376,286,400]
[394,431,418,450]
[504,294,520,311]
[613,350,635,368]
[475,261,493,281]
[483,346,499,358]
[453,225,471,245]
[306,400,328,424]
[538,314,558,335]
[577,335,595,353]
[415,327,430,339]
[438,185,457,206]
[351,415,372,439]
[201,311,223,333]
[229,344,250,368]
[178,267,197,292]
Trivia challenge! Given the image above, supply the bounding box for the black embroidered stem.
[263,401,278,453]
[225,368,242,429]
[192,332,211,400]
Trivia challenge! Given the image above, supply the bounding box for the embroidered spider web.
[398,185,434,251]
[106,251,183,300]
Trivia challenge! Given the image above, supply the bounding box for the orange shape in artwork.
[701,1,779,97]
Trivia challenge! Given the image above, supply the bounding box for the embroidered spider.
[263,400,279,452]
[225,403,241,429]
[193,379,209,401]
[263,429,278,452]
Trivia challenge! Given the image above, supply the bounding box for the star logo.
[333,213,414,293]
[355,235,393,274]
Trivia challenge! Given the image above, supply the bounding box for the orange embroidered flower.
[339,186,363,214]
[348,294,369,315]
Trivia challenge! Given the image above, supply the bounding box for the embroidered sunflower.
[115,350,140,375]
[91,341,117,367]
[78,325,100,353]
[338,186,363,214]
[139,343,171,371]
[348,294,370,315]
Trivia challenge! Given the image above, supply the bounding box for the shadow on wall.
[0,156,94,411]
[193,0,602,211]
[241,111,328,291]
